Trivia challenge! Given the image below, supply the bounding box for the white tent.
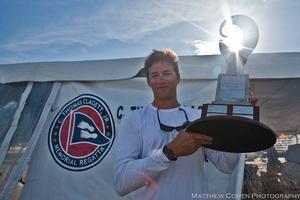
[0,52,299,199]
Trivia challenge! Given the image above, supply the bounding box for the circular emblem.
[48,94,115,171]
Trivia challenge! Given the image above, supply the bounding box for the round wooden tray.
[186,115,277,153]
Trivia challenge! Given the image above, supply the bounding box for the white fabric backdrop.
[21,79,226,200]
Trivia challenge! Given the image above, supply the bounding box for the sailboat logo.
[71,113,110,145]
[48,94,115,171]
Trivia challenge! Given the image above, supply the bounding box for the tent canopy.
[1,52,300,83]
[0,52,299,200]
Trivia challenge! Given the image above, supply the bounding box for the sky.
[0,0,300,64]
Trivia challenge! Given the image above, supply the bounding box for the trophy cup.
[187,15,276,153]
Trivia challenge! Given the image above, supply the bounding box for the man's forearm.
[114,148,172,196]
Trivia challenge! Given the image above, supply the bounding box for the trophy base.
[201,103,259,120]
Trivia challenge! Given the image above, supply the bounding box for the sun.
[220,22,244,53]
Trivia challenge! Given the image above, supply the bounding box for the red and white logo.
[48,94,115,171]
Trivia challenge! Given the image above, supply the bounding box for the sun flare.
[220,23,243,52]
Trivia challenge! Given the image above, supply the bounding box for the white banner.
[21,78,218,200]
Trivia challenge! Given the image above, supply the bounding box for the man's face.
[147,61,180,101]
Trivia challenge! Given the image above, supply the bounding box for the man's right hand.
[166,130,213,158]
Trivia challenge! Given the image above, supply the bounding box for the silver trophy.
[188,15,276,152]
[202,15,259,120]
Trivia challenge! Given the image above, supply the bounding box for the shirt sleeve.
[113,113,172,196]
[204,148,241,174]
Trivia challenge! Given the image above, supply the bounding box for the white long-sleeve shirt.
[114,104,240,200]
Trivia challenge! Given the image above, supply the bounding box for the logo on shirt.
[48,94,115,171]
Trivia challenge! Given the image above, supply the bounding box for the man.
[114,49,240,200]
